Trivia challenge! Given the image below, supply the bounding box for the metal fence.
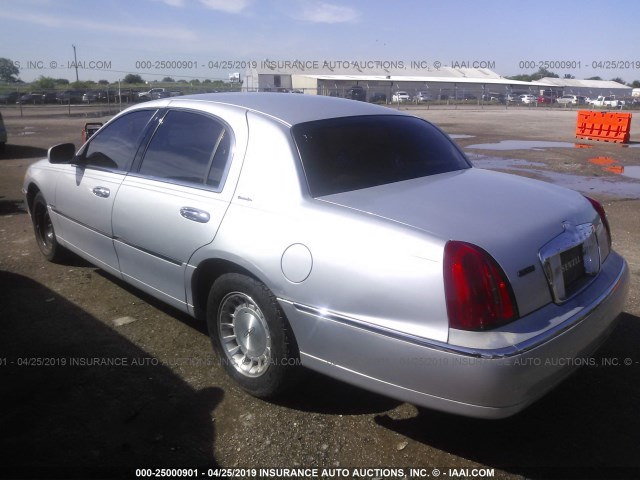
[1,85,638,117]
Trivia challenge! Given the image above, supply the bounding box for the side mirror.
[48,143,76,164]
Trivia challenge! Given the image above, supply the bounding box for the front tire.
[32,192,66,262]
[207,273,299,398]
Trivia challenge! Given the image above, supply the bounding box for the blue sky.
[1,0,639,84]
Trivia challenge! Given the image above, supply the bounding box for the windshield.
[292,115,471,197]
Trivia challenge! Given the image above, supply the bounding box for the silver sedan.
[23,93,629,418]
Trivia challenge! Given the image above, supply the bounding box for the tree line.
[0,59,236,88]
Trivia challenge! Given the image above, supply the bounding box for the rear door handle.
[180,207,210,223]
[92,186,110,198]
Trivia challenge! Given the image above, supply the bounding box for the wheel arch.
[190,257,268,322]
[25,182,42,215]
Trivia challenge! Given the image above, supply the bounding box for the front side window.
[292,115,471,197]
[82,110,156,172]
[138,110,231,190]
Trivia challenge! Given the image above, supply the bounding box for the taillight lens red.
[585,196,612,249]
[444,241,518,331]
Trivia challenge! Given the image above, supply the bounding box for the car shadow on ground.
[95,267,401,416]
[272,369,401,415]
[0,271,223,477]
[93,269,209,336]
[374,312,640,478]
[0,144,47,160]
[94,263,399,416]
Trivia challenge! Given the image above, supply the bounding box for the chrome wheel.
[218,292,272,378]
[207,273,299,398]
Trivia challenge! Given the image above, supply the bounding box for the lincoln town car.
[23,93,629,418]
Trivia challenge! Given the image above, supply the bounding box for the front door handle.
[92,186,110,198]
[180,207,210,223]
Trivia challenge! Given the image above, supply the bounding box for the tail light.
[585,196,612,250]
[444,241,518,331]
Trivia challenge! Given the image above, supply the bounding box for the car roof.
[140,92,404,126]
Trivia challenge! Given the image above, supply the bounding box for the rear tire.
[32,192,66,262]
[207,273,299,398]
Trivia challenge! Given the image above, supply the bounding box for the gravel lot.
[1,104,639,479]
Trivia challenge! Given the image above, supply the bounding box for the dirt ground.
[1,104,639,480]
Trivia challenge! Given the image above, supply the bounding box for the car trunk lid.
[318,168,599,316]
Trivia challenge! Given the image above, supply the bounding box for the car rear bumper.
[281,251,629,419]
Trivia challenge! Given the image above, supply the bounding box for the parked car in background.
[592,96,625,108]
[82,91,100,103]
[138,88,177,100]
[414,92,433,103]
[57,90,85,104]
[0,91,20,104]
[483,92,506,103]
[541,90,561,102]
[345,86,366,102]
[0,111,6,151]
[415,91,433,102]
[17,92,44,104]
[97,90,116,102]
[556,95,587,105]
[138,88,166,100]
[507,92,526,103]
[537,95,555,104]
[369,93,387,103]
[520,94,537,104]
[42,92,58,104]
[81,122,103,143]
[392,91,411,102]
[23,93,629,419]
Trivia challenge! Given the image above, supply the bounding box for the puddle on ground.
[448,134,475,139]
[469,153,640,199]
[466,140,584,150]
[589,156,624,174]
[465,139,640,150]
[588,157,640,178]
[466,155,545,169]
[621,166,640,180]
[589,157,616,166]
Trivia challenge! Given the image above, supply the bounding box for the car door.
[111,107,243,311]
[53,109,157,276]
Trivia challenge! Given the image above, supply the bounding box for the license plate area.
[560,244,586,296]
[539,222,601,304]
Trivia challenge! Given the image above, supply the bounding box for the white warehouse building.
[244,65,546,100]
[244,65,631,101]
[538,77,631,98]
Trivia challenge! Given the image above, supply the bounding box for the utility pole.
[72,44,79,82]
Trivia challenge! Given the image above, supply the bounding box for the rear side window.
[138,110,231,190]
[292,115,470,197]
[83,110,155,172]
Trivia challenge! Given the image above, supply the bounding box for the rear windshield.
[292,115,470,197]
